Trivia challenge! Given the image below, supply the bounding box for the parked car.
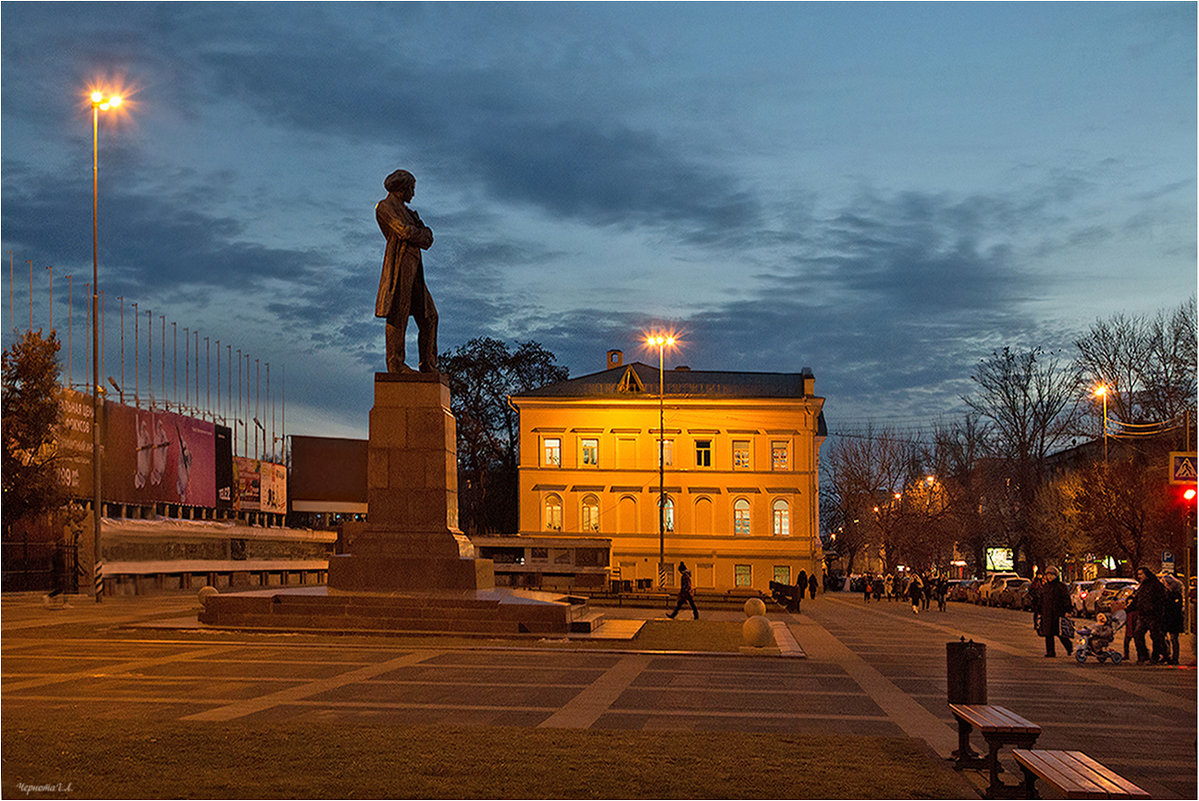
[1111,583,1137,613]
[978,573,1019,606]
[1068,581,1093,615]
[947,579,972,602]
[1081,577,1137,617]
[963,579,986,604]
[1094,579,1138,615]
[997,578,1031,608]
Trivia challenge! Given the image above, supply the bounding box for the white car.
[1082,578,1137,617]
[1068,581,1093,615]
[978,573,1019,606]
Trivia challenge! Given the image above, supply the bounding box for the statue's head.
[384,169,416,196]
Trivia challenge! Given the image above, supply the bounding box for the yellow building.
[510,354,827,593]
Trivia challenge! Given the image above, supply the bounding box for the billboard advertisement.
[233,456,261,511]
[103,403,216,507]
[261,461,287,514]
[214,425,234,509]
[55,388,95,497]
[985,547,1014,572]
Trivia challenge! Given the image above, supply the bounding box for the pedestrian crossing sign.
[1169,451,1197,484]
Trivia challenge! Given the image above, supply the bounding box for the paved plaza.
[2,591,1195,798]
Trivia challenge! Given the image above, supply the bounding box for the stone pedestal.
[327,372,494,593]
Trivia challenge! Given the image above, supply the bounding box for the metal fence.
[1,540,78,594]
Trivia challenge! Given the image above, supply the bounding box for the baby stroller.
[1065,614,1124,664]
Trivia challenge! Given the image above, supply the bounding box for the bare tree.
[963,346,1082,570]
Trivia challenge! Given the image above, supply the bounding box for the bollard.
[946,637,986,704]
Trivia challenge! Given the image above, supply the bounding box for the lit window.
[772,441,789,471]
[695,439,712,468]
[734,498,751,535]
[544,438,561,467]
[581,495,600,532]
[544,495,562,531]
[581,438,599,466]
[735,564,752,587]
[733,440,751,470]
[659,439,674,466]
[772,499,790,536]
[774,565,791,585]
[659,496,675,532]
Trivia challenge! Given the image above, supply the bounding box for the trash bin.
[946,638,986,704]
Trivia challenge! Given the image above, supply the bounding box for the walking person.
[884,573,894,602]
[665,562,699,620]
[1028,571,1045,636]
[797,569,808,601]
[863,574,873,603]
[1160,572,1184,665]
[808,572,818,600]
[1038,567,1073,657]
[936,576,949,612]
[921,573,932,610]
[1126,567,1167,664]
[908,573,924,614]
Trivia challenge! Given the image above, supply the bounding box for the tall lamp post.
[1093,384,1109,463]
[646,333,675,588]
[90,89,121,601]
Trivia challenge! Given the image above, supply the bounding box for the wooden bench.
[1012,749,1150,799]
[949,704,1042,798]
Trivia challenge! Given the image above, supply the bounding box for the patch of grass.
[2,717,976,799]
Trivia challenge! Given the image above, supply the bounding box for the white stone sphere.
[197,585,220,605]
[742,615,773,647]
[743,598,767,618]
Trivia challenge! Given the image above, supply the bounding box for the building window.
[659,496,675,532]
[772,498,790,536]
[544,494,562,531]
[735,564,752,587]
[659,439,674,467]
[774,565,791,585]
[544,438,561,467]
[581,438,599,466]
[581,495,600,532]
[733,440,751,470]
[771,441,789,471]
[695,439,712,468]
[734,498,751,535]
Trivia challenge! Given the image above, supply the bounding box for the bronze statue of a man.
[375,169,438,373]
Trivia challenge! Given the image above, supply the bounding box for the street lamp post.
[646,334,675,588]
[1093,385,1109,463]
[90,89,121,601]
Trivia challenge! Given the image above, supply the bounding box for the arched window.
[544,494,562,531]
[733,498,751,535]
[772,498,790,536]
[581,495,600,532]
[658,496,675,532]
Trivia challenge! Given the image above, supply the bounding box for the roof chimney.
[607,349,624,369]
[801,367,815,397]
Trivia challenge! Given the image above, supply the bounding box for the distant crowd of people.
[848,565,1186,666]
[857,571,949,614]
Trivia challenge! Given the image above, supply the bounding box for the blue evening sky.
[2,2,1194,441]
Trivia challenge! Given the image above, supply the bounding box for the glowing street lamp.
[1093,384,1109,463]
[646,333,676,588]
[89,88,123,602]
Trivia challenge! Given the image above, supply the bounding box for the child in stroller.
[1069,613,1124,664]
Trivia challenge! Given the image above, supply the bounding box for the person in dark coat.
[1160,572,1184,665]
[1127,567,1167,664]
[1038,566,1073,657]
[863,574,873,602]
[908,573,924,614]
[665,562,699,619]
[797,569,808,601]
[808,573,818,599]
